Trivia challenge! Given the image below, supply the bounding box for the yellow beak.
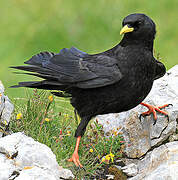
[120,25,134,35]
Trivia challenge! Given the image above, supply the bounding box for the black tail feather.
[10,65,55,75]
[10,80,68,90]
[10,47,88,92]
[12,72,58,81]
[51,91,71,97]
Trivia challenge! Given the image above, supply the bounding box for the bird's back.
[70,44,156,118]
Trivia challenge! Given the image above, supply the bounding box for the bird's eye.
[133,21,142,30]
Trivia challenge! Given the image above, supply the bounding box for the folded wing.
[10,47,123,89]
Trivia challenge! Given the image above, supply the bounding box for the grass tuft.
[10,89,124,178]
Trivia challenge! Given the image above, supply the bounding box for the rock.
[124,141,178,180]
[121,163,138,176]
[96,65,178,158]
[0,132,74,180]
[0,80,14,137]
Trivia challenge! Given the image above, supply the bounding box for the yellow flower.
[113,131,118,136]
[101,157,106,162]
[64,114,69,119]
[111,128,118,136]
[16,113,22,120]
[48,95,53,102]
[109,153,114,158]
[105,154,111,161]
[117,127,120,130]
[101,153,115,163]
[4,120,8,126]
[109,153,115,162]
[89,148,93,153]
[45,118,50,122]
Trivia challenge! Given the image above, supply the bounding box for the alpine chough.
[11,13,169,167]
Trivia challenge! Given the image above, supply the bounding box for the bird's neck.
[120,36,154,52]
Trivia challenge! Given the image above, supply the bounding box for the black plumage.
[11,13,166,166]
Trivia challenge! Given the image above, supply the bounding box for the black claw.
[153,114,169,126]
[153,119,156,125]
[167,104,173,107]
[166,115,169,123]
[139,114,151,123]
[139,114,146,122]
[139,114,143,121]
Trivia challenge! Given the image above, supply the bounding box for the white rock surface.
[97,65,178,158]
[0,80,14,137]
[126,141,178,180]
[121,163,138,176]
[0,132,74,180]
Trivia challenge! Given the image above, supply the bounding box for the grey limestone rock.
[0,132,74,180]
[126,141,178,180]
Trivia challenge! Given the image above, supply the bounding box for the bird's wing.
[154,59,166,80]
[11,47,123,89]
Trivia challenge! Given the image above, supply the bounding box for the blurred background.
[1,0,178,98]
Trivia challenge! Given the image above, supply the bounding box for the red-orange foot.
[68,151,83,167]
[67,136,83,167]
[140,102,171,124]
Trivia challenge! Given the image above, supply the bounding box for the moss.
[108,166,127,180]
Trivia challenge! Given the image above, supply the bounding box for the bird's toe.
[68,152,83,168]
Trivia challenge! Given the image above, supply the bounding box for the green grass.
[1,0,178,98]
[10,89,124,178]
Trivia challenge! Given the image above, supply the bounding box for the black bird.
[11,13,169,167]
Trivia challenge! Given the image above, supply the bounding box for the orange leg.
[140,102,170,121]
[68,136,83,167]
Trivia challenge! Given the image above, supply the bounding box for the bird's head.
[120,13,156,42]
